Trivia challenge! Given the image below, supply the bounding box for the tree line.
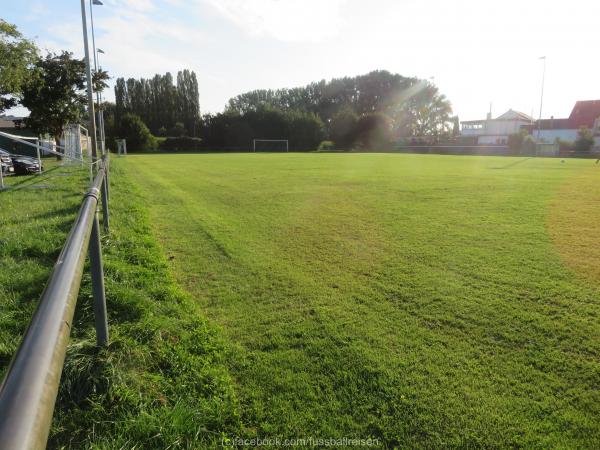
[201,70,456,151]
[114,70,200,137]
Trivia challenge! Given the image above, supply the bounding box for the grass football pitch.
[2,152,600,448]
[119,153,600,448]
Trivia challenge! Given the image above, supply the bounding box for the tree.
[114,70,200,136]
[226,70,416,122]
[199,105,323,151]
[0,19,37,113]
[20,51,109,139]
[574,127,595,153]
[394,81,453,137]
[286,110,324,150]
[354,113,393,149]
[117,113,157,151]
[451,116,460,137]
[329,109,358,149]
[225,71,453,140]
[177,69,200,136]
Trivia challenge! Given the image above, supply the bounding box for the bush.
[117,113,157,152]
[317,140,335,151]
[159,136,203,152]
[574,127,595,153]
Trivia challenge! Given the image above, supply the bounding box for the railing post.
[100,162,110,231]
[103,155,110,202]
[35,139,42,174]
[89,211,109,347]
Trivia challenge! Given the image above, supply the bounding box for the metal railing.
[0,158,110,450]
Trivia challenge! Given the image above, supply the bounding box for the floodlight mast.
[537,56,546,142]
[96,48,106,154]
[90,0,105,155]
[80,0,98,161]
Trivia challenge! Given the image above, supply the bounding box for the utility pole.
[537,56,546,142]
[80,0,98,161]
[97,49,107,154]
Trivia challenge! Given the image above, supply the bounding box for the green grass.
[0,162,239,448]
[118,153,600,448]
[2,153,600,448]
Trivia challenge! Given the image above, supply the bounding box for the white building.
[461,110,534,145]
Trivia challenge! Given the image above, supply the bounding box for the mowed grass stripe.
[548,166,600,282]
[122,153,600,448]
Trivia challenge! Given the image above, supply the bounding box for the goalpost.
[62,124,89,164]
[253,139,289,152]
[116,139,127,156]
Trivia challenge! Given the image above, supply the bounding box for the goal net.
[253,139,289,152]
[62,124,90,163]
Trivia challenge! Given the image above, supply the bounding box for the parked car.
[10,155,42,175]
[0,149,15,176]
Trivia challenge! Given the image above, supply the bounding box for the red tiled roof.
[568,100,600,128]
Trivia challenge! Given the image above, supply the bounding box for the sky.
[3,0,600,121]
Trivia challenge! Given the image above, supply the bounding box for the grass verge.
[0,162,239,449]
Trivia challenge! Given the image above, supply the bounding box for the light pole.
[80,0,98,160]
[90,0,105,154]
[97,48,106,154]
[537,56,546,142]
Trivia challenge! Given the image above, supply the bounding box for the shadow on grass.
[1,165,88,192]
[489,157,534,170]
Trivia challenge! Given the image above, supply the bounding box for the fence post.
[99,160,110,231]
[36,139,42,174]
[103,155,110,202]
[89,211,109,347]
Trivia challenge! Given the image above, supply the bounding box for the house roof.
[0,115,24,129]
[568,100,600,128]
[495,109,534,122]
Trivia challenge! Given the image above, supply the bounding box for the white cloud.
[203,0,349,42]
[40,3,211,83]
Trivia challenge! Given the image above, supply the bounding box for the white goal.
[62,124,89,164]
[253,139,289,152]
[116,139,127,156]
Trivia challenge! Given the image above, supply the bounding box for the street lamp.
[80,0,98,160]
[96,48,107,154]
[537,56,546,142]
[90,0,106,154]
